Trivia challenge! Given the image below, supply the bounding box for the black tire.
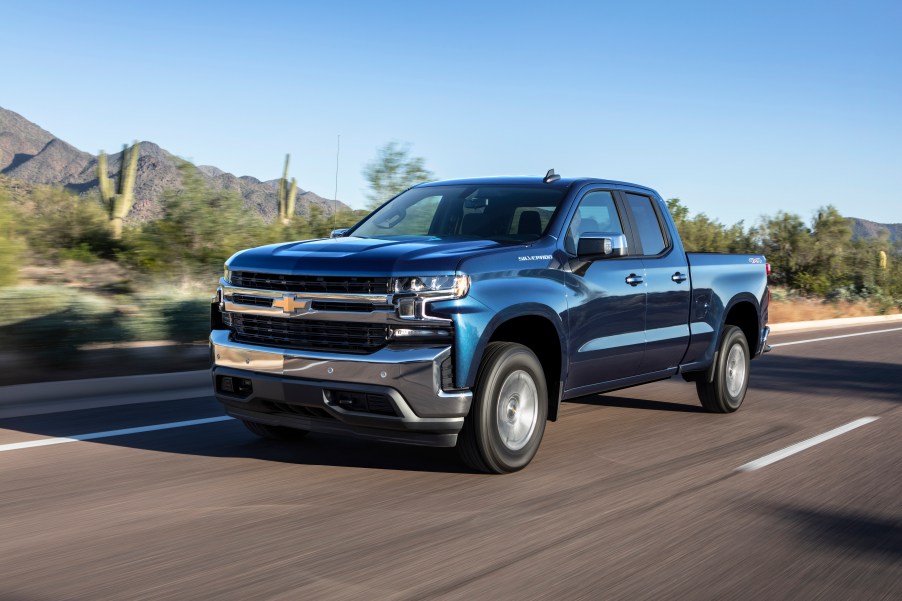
[457,342,548,473]
[696,325,750,413]
[241,420,309,441]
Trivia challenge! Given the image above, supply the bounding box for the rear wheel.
[696,325,750,413]
[241,420,309,441]
[457,342,548,473]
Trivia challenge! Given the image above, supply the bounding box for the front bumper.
[210,329,472,447]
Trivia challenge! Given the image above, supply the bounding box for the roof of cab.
[416,176,658,195]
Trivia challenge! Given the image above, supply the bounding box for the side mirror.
[577,232,628,261]
[330,228,349,238]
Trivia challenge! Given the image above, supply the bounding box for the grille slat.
[231,314,388,354]
[231,294,275,307]
[231,271,391,294]
[310,301,376,313]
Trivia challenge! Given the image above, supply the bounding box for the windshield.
[349,185,568,243]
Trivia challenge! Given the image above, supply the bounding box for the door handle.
[625,274,644,286]
[671,272,688,284]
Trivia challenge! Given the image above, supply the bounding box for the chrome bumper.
[210,330,472,444]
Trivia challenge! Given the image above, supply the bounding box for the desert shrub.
[0,287,123,363]
[16,186,114,260]
[0,193,24,287]
[123,163,267,279]
[121,290,210,343]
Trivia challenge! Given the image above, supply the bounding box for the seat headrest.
[518,210,542,236]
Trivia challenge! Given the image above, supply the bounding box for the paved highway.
[1,324,900,600]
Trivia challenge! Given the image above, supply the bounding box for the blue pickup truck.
[211,173,769,472]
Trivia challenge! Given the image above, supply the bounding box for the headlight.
[392,274,470,298]
[393,274,469,321]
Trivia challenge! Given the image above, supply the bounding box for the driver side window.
[565,191,623,254]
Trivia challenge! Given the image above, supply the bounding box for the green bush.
[0,287,122,363]
[794,272,833,297]
[0,286,72,327]
[16,186,114,260]
[0,286,211,365]
[121,290,210,343]
[0,195,23,287]
[121,162,268,280]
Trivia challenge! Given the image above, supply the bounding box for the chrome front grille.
[230,271,391,294]
[229,294,377,313]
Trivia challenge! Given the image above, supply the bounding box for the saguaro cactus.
[98,142,140,239]
[278,153,298,224]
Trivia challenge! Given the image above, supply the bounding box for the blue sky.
[2,1,900,225]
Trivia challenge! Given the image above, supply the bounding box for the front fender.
[464,303,567,388]
[429,277,568,390]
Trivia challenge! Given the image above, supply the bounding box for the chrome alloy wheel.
[495,369,539,451]
[725,343,747,398]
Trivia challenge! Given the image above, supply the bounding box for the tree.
[666,198,752,253]
[17,185,112,260]
[127,161,266,277]
[810,205,852,285]
[753,212,811,288]
[362,141,434,209]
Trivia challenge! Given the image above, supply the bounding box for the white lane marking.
[737,417,880,472]
[0,416,235,453]
[770,327,902,348]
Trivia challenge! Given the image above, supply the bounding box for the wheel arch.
[722,294,760,355]
[466,305,567,421]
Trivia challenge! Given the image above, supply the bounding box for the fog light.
[236,378,253,396]
[392,328,450,338]
[218,375,252,397]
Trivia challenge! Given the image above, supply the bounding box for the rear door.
[621,192,691,373]
[563,189,647,390]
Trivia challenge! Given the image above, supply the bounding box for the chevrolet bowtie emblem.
[271,295,311,314]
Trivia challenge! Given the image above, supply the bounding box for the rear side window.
[625,193,667,255]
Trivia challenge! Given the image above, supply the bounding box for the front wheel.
[457,342,548,473]
[696,325,750,413]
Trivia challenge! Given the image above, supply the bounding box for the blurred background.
[0,0,899,385]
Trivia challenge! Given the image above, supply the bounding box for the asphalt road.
[1,324,900,601]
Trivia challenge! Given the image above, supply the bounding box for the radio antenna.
[333,134,340,229]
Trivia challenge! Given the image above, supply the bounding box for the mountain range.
[0,106,347,222]
[848,217,902,245]
[1,106,899,242]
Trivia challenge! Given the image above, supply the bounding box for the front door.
[563,190,647,391]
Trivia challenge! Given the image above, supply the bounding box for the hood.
[226,236,506,276]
